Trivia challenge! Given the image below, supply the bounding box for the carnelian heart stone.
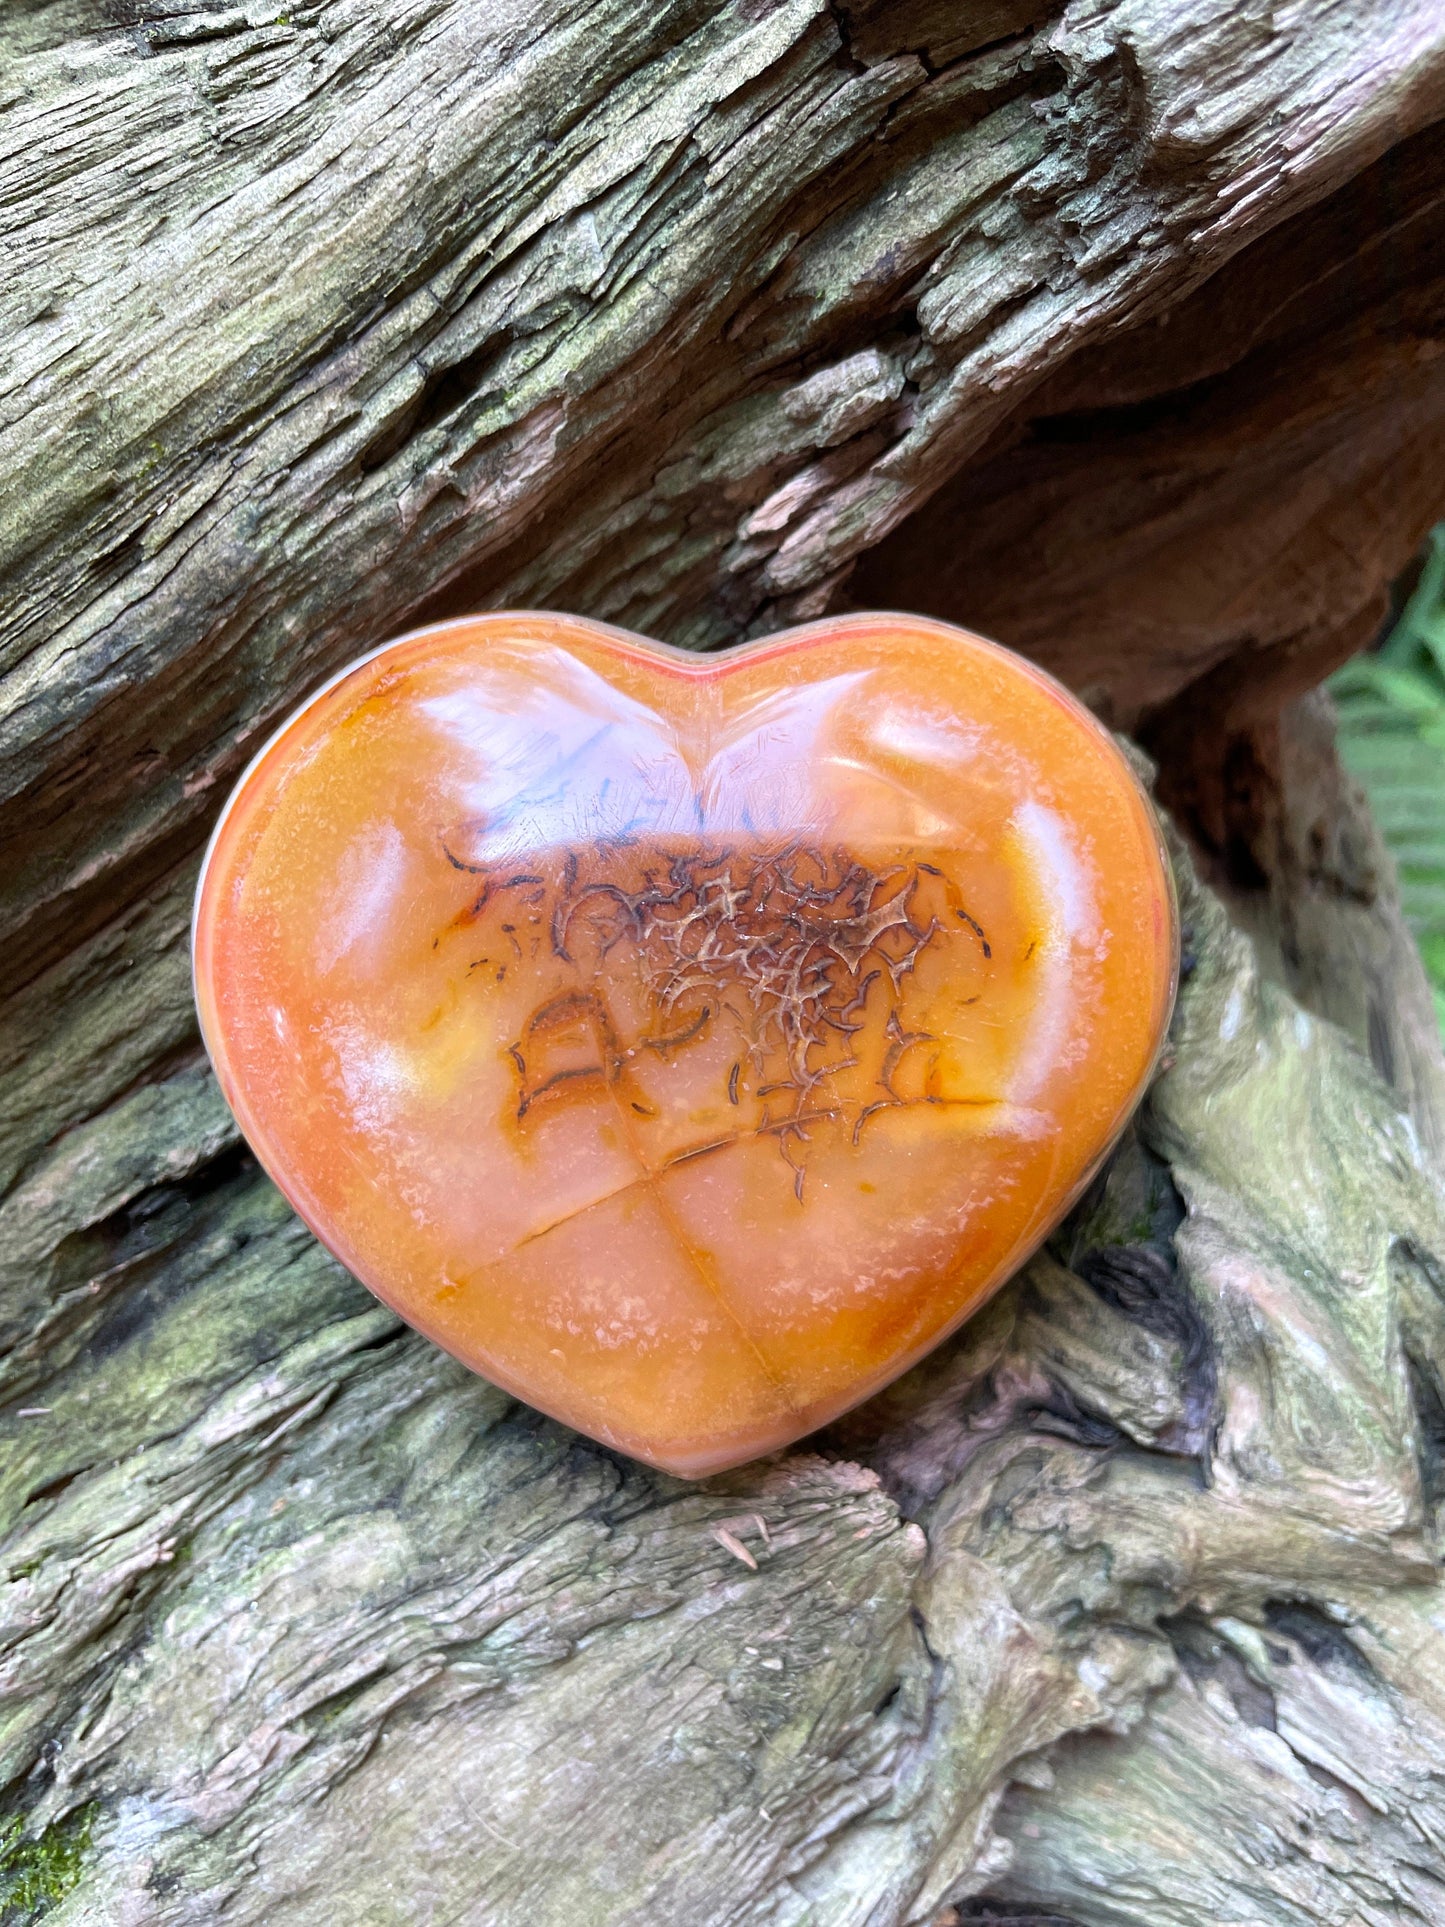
[194,611,1176,1475]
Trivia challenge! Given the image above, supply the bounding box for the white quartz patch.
[315,821,411,976]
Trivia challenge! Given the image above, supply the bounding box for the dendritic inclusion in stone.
[193,612,1177,1475]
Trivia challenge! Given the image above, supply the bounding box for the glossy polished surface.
[194,612,1177,1475]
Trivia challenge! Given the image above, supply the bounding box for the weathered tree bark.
[4,1,1445,1921]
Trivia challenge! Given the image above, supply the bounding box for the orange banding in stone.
[193,611,1177,1475]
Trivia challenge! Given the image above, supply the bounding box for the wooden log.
[3,1,1445,1919]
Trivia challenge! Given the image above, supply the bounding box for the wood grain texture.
[855,121,1445,732]
[4,0,1445,1919]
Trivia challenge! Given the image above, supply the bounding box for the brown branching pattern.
[482,846,969,1188]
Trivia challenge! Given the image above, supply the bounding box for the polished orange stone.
[193,612,1176,1475]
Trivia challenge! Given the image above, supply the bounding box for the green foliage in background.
[1332,526,1445,1035]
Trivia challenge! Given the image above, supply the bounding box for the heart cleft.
[194,611,1177,1476]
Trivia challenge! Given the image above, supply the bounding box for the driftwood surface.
[4,0,1445,1920]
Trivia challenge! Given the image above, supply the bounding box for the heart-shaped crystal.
[194,612,1176,1474]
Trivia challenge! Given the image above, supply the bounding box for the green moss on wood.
[0,1806,95,1924]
